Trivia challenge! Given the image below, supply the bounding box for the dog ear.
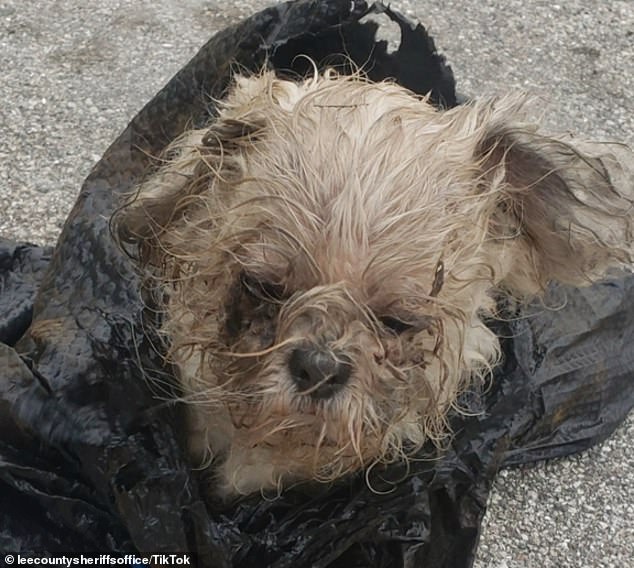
[112,99,267,267]
[477,117,633,295]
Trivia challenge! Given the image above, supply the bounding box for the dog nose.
[289,347,352,399]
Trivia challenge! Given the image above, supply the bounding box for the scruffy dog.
[114,71,633,499]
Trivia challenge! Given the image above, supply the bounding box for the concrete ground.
[1,1,632,566]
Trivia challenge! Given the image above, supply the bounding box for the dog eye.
[379,316,414,334]
[240,273,285,302]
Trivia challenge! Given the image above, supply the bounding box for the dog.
[113,70,633,500]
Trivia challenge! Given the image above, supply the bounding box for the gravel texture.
[1,1,632,566]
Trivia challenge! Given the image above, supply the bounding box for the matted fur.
[113,70,634,499]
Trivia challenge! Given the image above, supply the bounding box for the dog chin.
[178,313,502,499]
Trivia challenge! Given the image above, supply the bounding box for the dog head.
[114,71,633,496]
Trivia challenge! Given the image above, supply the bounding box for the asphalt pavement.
[1,1,632,566]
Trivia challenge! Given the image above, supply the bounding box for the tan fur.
[113,71,634,499]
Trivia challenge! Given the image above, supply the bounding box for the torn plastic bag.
[1,1,632,565]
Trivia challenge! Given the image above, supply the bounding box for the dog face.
[115,71,633,498]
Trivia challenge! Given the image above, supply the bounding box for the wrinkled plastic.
[0,242,53,346]
[1,1,632,566]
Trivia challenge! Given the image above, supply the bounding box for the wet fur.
[114,71,633,499]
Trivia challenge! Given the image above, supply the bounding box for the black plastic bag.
[1,1,632,566]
